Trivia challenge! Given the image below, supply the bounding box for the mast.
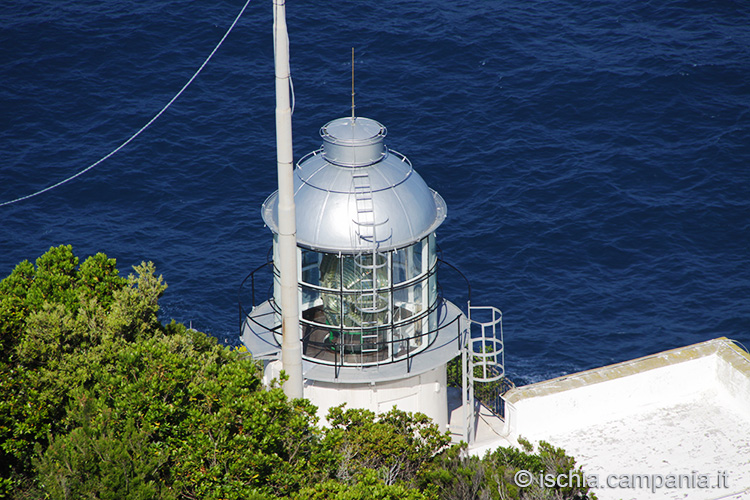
[273,0,303,399]
[351,47,355,120]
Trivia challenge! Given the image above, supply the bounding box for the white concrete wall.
[715,345,750,414]
[304,364,448,431]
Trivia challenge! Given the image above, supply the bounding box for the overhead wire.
[0,0,253,208]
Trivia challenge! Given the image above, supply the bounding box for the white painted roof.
[474,338,750,500]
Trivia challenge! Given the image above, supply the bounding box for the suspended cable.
[0,0,253,208]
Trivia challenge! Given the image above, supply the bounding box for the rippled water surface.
[1,0,749,384]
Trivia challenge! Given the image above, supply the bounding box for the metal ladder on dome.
[352,172,389,358]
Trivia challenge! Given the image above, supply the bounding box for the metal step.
[351,171,386,356]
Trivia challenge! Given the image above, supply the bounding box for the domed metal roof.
[262,116,446,253]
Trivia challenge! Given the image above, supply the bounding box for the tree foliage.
[324,405,451,486]
[0,246,593,500]
[419,437,594,500]
[0,246,132,492]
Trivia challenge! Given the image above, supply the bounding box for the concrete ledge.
[505,337,748,404]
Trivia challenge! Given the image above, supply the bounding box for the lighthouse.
[240,1,503,440]
[240,115,504,436]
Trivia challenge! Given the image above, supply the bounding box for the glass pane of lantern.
[300,285,322,313]
[319,290,342,327]
[392,319,424,359]
[392,324,410,358]
[301,248,321,285]
[393,239,424,284]
[426,271,437,311]
[341,290,389,328]
[413,238,424,277]
[427,234,437,269]
[393,282,423,323]
[340,253,389,291]
[319,253,341,290]
[392,247,408,283]
[427,272,438,342]
[413,318,425,349]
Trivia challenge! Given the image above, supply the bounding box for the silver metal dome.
[262,116,447,253]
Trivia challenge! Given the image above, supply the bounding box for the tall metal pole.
[273,0,303,399]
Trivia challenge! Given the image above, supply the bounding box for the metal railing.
[238,257,465,374]
[238,260,278,335]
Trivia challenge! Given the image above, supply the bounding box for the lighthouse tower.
[240,116,504,436]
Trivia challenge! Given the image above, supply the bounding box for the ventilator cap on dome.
[319,117,387,167]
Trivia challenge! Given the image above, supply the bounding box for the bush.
[0,246,592,500]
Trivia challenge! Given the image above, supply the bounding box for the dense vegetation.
[0,246,594,499]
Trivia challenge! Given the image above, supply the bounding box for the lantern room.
[262,117,446,367]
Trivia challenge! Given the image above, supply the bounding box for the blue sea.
[1,0,748,385]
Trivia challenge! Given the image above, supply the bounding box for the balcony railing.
[238,256,470,371]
